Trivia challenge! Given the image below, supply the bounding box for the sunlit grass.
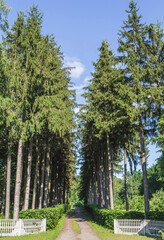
[72,219,81,234]
[87,221,158,240]
[72,209,81,234]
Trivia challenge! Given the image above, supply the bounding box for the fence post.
[41,219,46,232]
[114,219,117,234]
[14,219,22,236]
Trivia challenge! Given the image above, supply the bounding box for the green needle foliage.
[79,0,164,216]
[0,4,76,219]
[84,40,134,140]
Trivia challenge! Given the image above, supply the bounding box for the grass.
[87,221,159,240]
[72,210,81,234]
[0,213,67,240]
[80,206,160,240]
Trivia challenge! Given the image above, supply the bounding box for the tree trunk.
[47,156,52,207]
[39,148,46,209]
[32,139,40,210]
[1,159,7,215]
[138,102,149,216]
[107,133,114,209]
[139,117,149,216]
[97,147,102,207]
[104,144,109,208]
[51,160,57,207]
[23,137,33,210]
[93,170,97,204]
[21,142,28,208]
[55,170,58,205]
[102,146,106,207]
[5,135,12,219]
[13,131,23,220]
[43,144,50,208]
[89,182,92,204]
[124,149,129,211]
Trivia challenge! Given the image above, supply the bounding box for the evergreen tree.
[118,0,151,215]
[4,5,76,218]
[81,40,134,208]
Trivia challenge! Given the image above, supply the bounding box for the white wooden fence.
[0,219,46,236]
[114,219,164,238]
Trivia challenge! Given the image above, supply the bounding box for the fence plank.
[0,219,46,236]
[114,219,164,237]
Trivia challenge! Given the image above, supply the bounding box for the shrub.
[150,188,164,211]
[160,230,164,240]
[0,213,4,219]
[19,204,70,230]
[85,204,164,230]
[128,195,145,211]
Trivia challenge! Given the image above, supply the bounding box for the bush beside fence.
[19,204,70,231]
[85,204,164,230]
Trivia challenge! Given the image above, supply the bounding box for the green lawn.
[0,214,66,240]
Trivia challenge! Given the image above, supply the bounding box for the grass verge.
[80,206,160,240]
[87,221,159,240]
[0,213,67,240]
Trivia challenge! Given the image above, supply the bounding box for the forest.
[0,0,164,224]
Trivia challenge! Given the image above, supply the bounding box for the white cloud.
[65,57,85,79]
[71,85,85,91]
[70,75,91,96]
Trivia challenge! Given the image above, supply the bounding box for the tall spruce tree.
[118,0,153,214]
[82,40,134,209]
[0,3,76,216]
[146,23,164,127]
[5,6,44,218]
[0,0,12,219]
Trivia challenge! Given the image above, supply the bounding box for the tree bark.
[138,102,149,216]
[124,149,129,211]
[47,155,52,207]
[102,146,106,207]
[43,144,50,208]
[32,139,40,209]
[5,135,12,219]
[51,160,57,207]
[89,182,92,204]
[23,137,33,210]
[13,131,23,220]
[107,133,114,209]
[104,143,109,208]
[39,148,46,209]
[1,159,7,215]
[139,118,149,215]
[97,147,102,207]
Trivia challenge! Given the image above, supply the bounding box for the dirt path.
[56,208,100,240]
[56,211,77,240]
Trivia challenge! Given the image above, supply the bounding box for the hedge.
[85,204,164,230]
[19,204,70,230]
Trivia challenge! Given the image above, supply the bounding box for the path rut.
[56,208,100,240]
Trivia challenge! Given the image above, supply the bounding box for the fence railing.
[114,219,164,238]
[0,219,46,236]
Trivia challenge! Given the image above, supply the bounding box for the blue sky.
[5,0,163,170]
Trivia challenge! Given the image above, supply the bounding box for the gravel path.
[56,208,100,240]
